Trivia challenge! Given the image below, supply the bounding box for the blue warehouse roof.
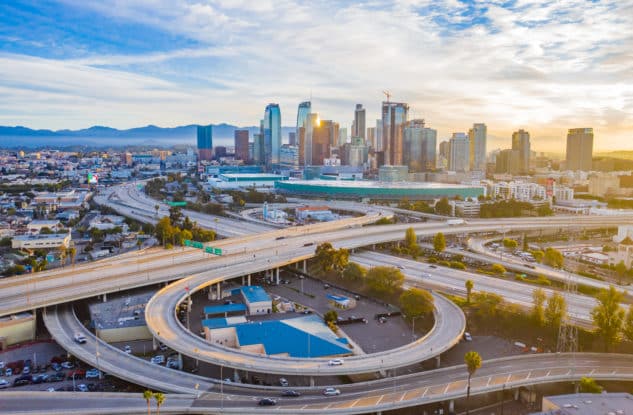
[204,303,247,315]
[234,315,350,358]
[238,286,270,304]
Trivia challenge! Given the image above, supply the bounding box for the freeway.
[352,251,608,326]
[2,354,633,414]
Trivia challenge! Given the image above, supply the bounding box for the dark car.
[32,374,49,384]
[13,375,32,386]
[48,373,65,382]
[51,362,62,372]
[258,398,277,406]
[281,390,301,397]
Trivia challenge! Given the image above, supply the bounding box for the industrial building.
[534,392,633,415]
[89,290,155,343]
[203,315,351,358]
[275,179,484,201]
[0,312,36,349]
[207,173,289,190]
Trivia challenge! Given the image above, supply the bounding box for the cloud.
[0,0,632,151]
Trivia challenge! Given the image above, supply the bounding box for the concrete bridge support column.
[102,293,107,302]
[178,353,183,370]
[310,377,315,387]
[303,260,307,273]
[241,276,245,285]
[234,369,240,382]
[216,283,221,299]
[574,382,580,394]
[247,274,251,286]
[514,388,519,401]
[449,400,454,413]
[435,355,441,368]
[276,268,280,285]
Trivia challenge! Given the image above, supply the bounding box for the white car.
[123,345,132,354]
[323,387,341,396]
[0,379,9,389]
[73,333,87,344]
[328,359,344,366]
[151,355,165,365]
[464,332,473,342]
[279,378,289,387]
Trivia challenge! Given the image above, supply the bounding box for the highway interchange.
[2,182,633,414]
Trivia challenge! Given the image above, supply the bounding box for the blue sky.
[1,0,632,151]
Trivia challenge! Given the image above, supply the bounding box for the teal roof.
[204,303,247,315]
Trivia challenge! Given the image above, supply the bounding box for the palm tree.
[464,351,482,415]
[465,280,474,304]
[58,246,67,268]
[143,390,153,415]
[153,392,165,415]
[68,246,76,267]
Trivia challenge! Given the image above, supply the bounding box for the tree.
[365,266,405,296]
[400,288,434,318]
[502,238,518,249]
[323,310,338,324]
[343,262,366,281]
[578,377,603,393]
[544,292,566,331]
[472,292,502,320]
[531,288,546,327]
[168,206,183,227]
[39,227,53,235]
[434,197,451,215]
[153,392,165,415]
[154,217,175,247]
[464,351,482,415]
[315,242,336,274]
[490,263,506,274]
[143,390,154,415]
[531,250,544,263]
[623,305,633,343]
[58,246,67,268]
[543,247,564,268]
[433,232,446,253]
[465,280,474,304]
[332,248,350,277]
[591,285,625,351]
[405,227,420,257]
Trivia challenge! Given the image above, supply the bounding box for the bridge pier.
[102,293,107,302]
[248,274,251,286]
[241,276,245,285]
[216,283,221,299]
[276,268,280,285]
[310,377,315,387]
[435,355,441,368]
[514,388,519,400]
[303,260,307,273]
[574,382,580,394]
[449,399,454,413]
[234,369,240,382]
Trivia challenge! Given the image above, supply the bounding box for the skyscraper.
[566,128,594,171]
[495,149,521,174]
[448,133,469,172]
[511,129,531,174]
[197,125,213,161]
[264,103,281,170]
[288,132,296,146]
[338,128,348,146]
[234,129,249,162]
[366,127,376,149]
[403,119,437,172]
[301,113,320,166]
[353,104,366,140]
[468,123,487,172]
[381,102,409,166]
[296,101,311,139]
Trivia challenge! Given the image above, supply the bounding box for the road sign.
[213,248,222,255]
[184,240,192,247]
[205,247,214,254]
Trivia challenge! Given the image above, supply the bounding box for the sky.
[0,0,632,152]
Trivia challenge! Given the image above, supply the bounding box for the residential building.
[263,103,281,170]
[468,123,487,172]
[448,133,469,172]
[566,128,594,171]
[495,149,521,174]
[234,129,249,162]
[381,101,409,166]
[491,181,546,201]
[511,129,530,174]
[197,125,213,161]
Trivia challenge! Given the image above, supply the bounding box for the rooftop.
[535,392,633,415]
[89,290,155,330]
[239,286,271,304]
[281,179,481,190]
[204,303,247,315]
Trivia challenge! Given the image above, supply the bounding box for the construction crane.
[382,90,391,103]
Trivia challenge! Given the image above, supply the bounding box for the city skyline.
[0,1,632,151]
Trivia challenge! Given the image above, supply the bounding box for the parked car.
[48,373,65,382]
[32,374,49,384]
[13,375,32,387]
[0,379,9,389]
[76,384,89,392]
[4,368,12,377]
[85,369,101,379]
[61,361,74,369]
[51,362,62,372]
[258,398,277,406]
[328,359,344,366]
[323,387,341,396]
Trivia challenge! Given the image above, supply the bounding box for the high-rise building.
[234,129,249,162]
[566,128,594,171]
[468,123,487,171]
[448,133,469,172]
[403,119,437,172]
[263,103,281,170]
[288,132,296,146]
[253,120,265,165]
[296,101,311,143]
[375,119,383,151]
[511,129,531,174]
[301,113,320,166]
[196,125,213,161]
[329,121,340,148]
[495,149,521,174]
[279,144,299,171]
[381,101,409,166]
[338,128,348,146]
[353,104,366,140]
[366,127,376,149]
[312,120,335,165]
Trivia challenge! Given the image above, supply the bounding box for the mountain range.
[0,124,296,148]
